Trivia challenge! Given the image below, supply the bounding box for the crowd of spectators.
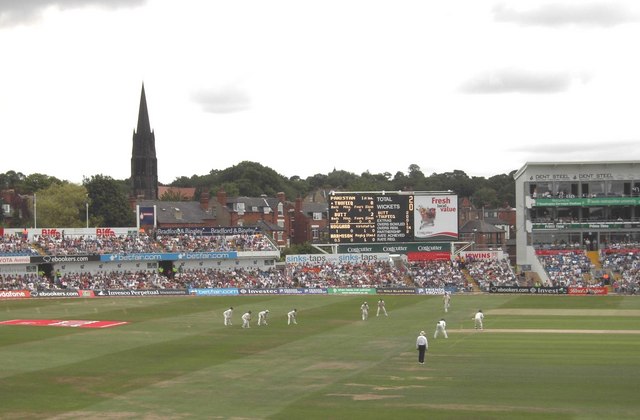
[285,261,408,289]
[601,248,640,294]
[465,258,519,291]
[175,267,287,289]
[6,232,640,293]
[0,261,408,291]
[537,251,596,287]
[534,242,640,290]
[0,234,39,256]
[6,232,278,256]
[406,260,470,291]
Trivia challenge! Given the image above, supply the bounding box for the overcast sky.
[2,0,640,185]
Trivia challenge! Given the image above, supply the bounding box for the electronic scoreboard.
[328,192,458,243]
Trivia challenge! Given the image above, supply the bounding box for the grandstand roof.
[137,200,214,225]
[459,219,505,234]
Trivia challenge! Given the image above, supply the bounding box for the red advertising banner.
[0,290,31,299]
[601,248,640,255]
[567,287,608,295]
[407,251,451,261]
[535,249,584,256]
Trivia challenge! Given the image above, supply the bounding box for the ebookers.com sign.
[30,290,81,298]
[30,255,100,264]
[489,286,567,294]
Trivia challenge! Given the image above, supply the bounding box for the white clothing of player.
[287,309,297,325]
[257,310,269,326]
[434,319,448,338]
[241,311,252,329]
[376,299,388,317]
[443,292,451,313]
[223,307,233,326]
[361,302,369,320]
[474,310,484,330]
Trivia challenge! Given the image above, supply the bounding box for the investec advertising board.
[329,192,458,243]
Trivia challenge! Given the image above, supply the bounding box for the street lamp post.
[34,193,37,229]
[86,201,89,228]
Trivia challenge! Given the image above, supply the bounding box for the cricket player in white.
[361,301,369,320]
[474,309,484,330]
[223,307,233,326]
[434,318,448,338]
[241,311,252,328]
[257,310,269,326]
[287,309,297,325]
[443,292,451,313]
[376,299,388,317]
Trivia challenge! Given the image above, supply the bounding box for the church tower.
[131,84,158,199]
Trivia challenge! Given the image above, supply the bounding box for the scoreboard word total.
[329,193,414,243]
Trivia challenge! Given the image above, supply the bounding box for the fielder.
[223,306,233,326]
[434,318,448,338]
[474,309,484,330]
[376,299,388,317]
[257,309,269,326]
[361,301,369,321]
[287,309,297,325]
[241,310,252,329]
[443,292,451,313]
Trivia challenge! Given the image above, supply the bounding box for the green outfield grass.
[1,294,639,419]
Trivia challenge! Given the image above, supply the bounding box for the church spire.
[136,83,151,135]
[131,83,158,200]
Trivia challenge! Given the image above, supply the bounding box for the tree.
[347,171,392,191]
[405,164,427,190]
[487,172,516,208]
[0,170,26,190]
[471,187,499,208]
[21,173,63,194]
[160,189,189,201]
[84,175,135,227]
[34,183,88,228]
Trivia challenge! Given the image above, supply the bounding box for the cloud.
[460,68,588,94]
[493,2,640,28]
[511,140,640,161]
[0,0,146,27]
[191,84,252,114]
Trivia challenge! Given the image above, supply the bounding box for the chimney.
[295,197,303,213]
[277,192,286,203]
[200,192,210,210]
[217,188,227,206]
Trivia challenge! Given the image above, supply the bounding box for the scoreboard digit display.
[328,192,458,243]
[328,193,414,243]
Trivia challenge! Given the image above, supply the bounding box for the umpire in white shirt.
[416,331,428,364]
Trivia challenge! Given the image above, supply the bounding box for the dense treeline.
[170,161,516,208]
[0,162,515,228]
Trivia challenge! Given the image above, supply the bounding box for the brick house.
[0,189,30,227]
